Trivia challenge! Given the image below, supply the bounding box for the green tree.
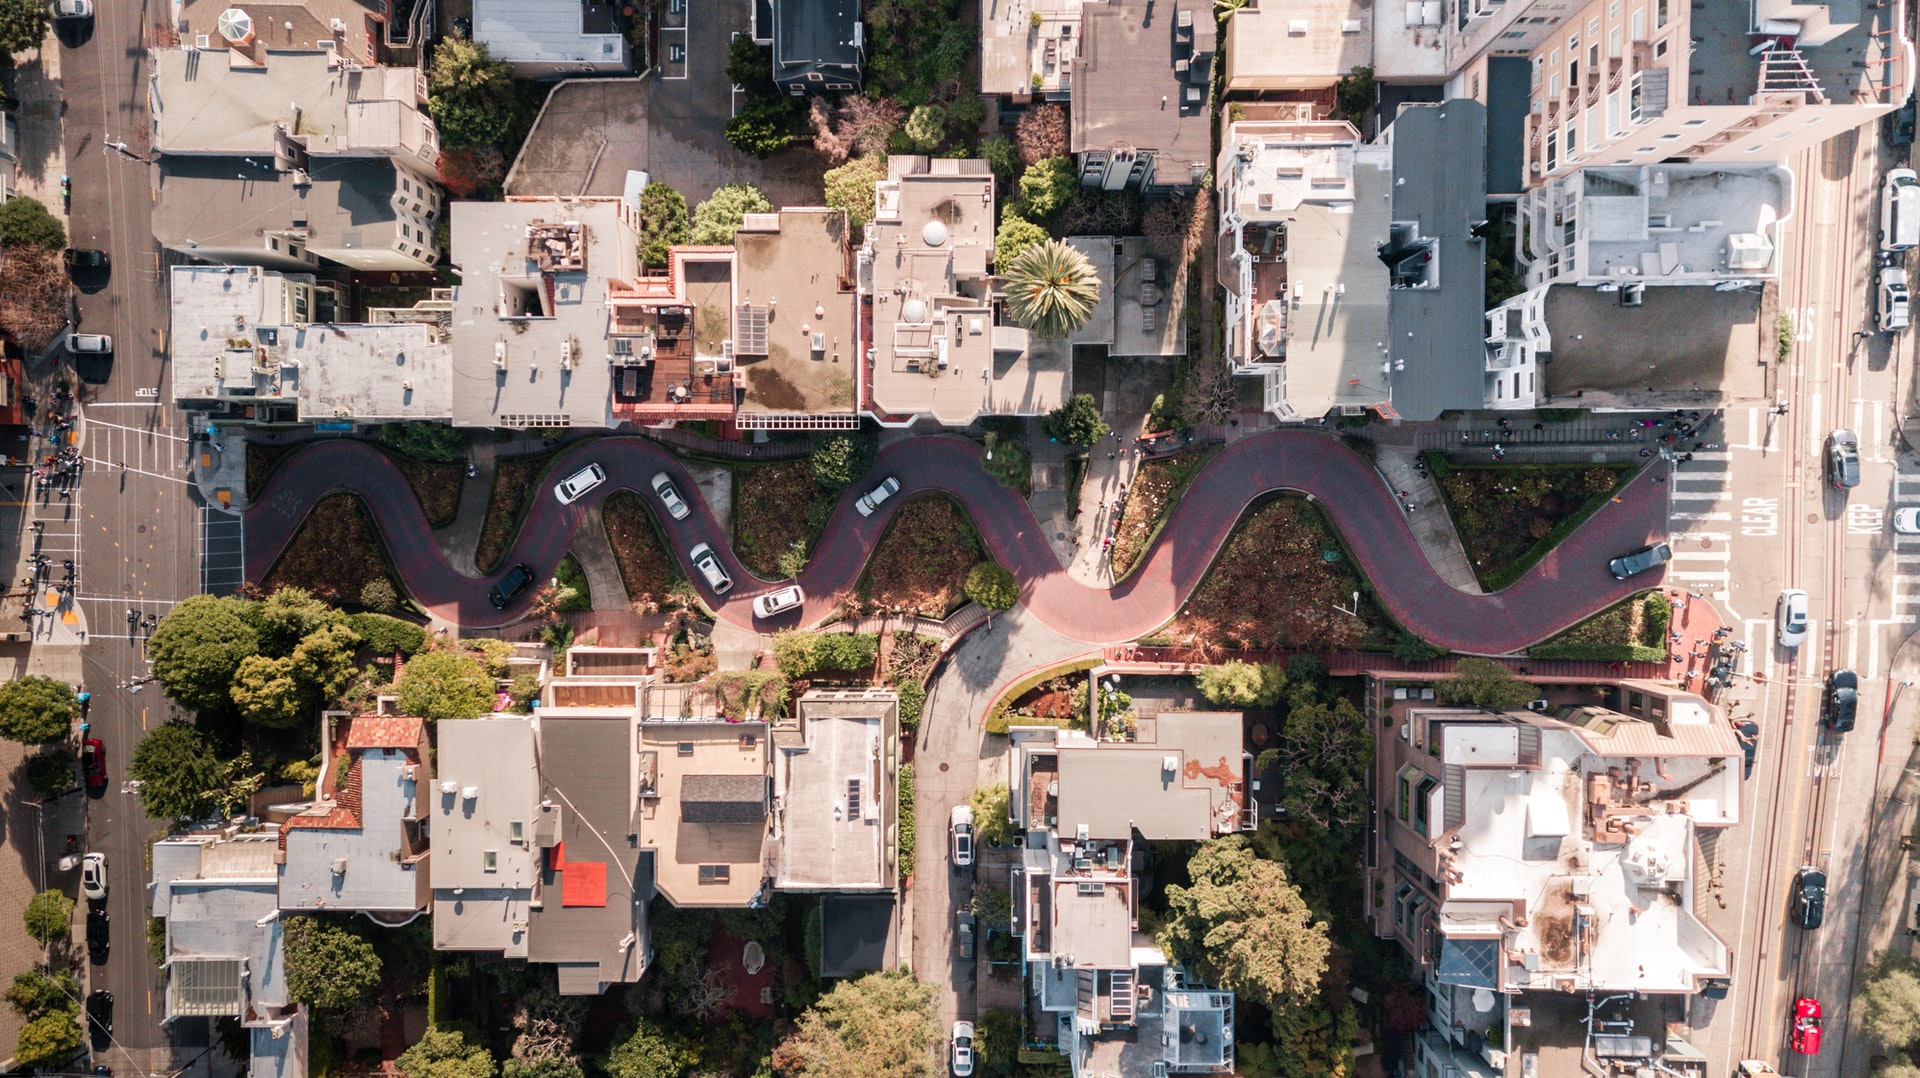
[397,649,494,721]
[346,612,427,656]
[380,422,468,463]
[689,183,773,245]
[1875,1066,1920,1078]
[993,213,1048,274]
[14,1008,82,1069]
[23,889,72,946]
[725,96,797,158]
[360,578,399,612]
[725,33,774,92]
[1237,997,1359,1078]
[603,1017,698,1078]
[812,431,877,488]
[964,562,1018,612]
[771,968,937,1078]
[773,631,821,679]
[23,746,76,799]
[1005,239,1101,339]
[1159,836,1332,1011]
[0,675,77,744]
[903,104,946,151]
[149,594,263,714]
[0,197,65,250]
[814,632,879,672]
[292,622,364,702]
[823,155,890,242]
[230,655,305,730]
[980,135,1019,183]
[128,721,224,820]
[284,917,382,1012]
[397,1027,497,1078]
[1015,157,1077,220]
[973,1009,1018,1078]
[504,1062,584,1078]
[1269,691,1373,829]
[1041,393,1109,446]
[6,970,77,1017]
[254,587,344,654]
[0,0,51,54]
[428,34,526,149]
[980,431,1030,489]
[1195,662,1287,708]
[1864,950,1920,1047]
[1436,657,1536,710]
[1334,64,1376,127]
[968,783,1012,846]
[969,886,1012,934]
[638,182,690,269]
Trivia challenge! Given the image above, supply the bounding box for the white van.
[1883,169,1920,252]
[688,542,733,595]
[553,463,607,504]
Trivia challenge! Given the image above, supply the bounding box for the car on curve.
[650,472,690,520]
[752,585,804,620]
[488,564,534,610]
[1608,542,1672,581]
[856,476,902,517]
[554,463,607,505]
[688,543,733,595]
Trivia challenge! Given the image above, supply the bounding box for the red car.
[80,738,106,793]
[1791,997,1823,1055]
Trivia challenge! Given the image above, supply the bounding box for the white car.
[81,852,107,901]
[752,584,804,619]
[950,804,975,869]
[1895,508,1920,534]
[1777,588,1810,650]
[1881,265,1911,332]
[855,476,902,517]
[951,1022,975,1078]
[553,463,607,505]
[52,0,93,18]
[688,542,733,595]
[67,333,111,354]
[649,471,690,520]
[1885,168,1920,251]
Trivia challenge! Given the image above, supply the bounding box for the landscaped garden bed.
[733,460,838,578]
[600,491,684,610]
[857,496,984,618]
[260,493,407,608]
[1164,495,1390,651]
[1110,446,1218,579]
[388,455,465,528]
[1423,455,1637,591]
[1529,591,1671,662]
[245,439,299,496]
[474,449,559,573]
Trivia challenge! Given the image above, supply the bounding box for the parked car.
[86,906,108,964]
[1735,720,1758,779]
[1881,265,1911,332]
[67,333,111,355]
[81,852,107,901]
[1827,430,1861,489]
[1885,169,1920,252]
[1792,866,1828,930]
[951,1021,975,1077]
[1777,589,1809,649]
[650,472,690,520]
[553,463,607,505]
[1896,507,1920,534]
[52,0,93,18]
[1608,542,1672,581]
[1892,92,1919,148]
[855,476,902,517]
[688,542,733,595]
[81,737,105,794]
[955,911,976,961]
[950,804,975,869]
[85,990,112,1047]
[752,584,804,620]
[1824,669,1859,733]
[488,564,534,610]
[65,248,108,272]
[1790,997,1824,1055]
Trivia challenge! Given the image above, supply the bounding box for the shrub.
[964,561,1019,612]
[345,612,428,657]
[379,422,467,463]
[903,104,947,151]
[811,432,877,489]
[981,135,1019,182]
[993,213,1049,273]
[725,97,795,157]
[359,578,399,612]
[689,183,773,245]
[896,681,925,730]
[896,763,915,871]
[0,197,66,250]
[823,155,890,242]
[638,183,689,269]
[1016,156,1077,220]
[1640,593,1672,646]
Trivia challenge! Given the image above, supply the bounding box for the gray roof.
[681,774,768,824]
[1485,58,1530,197]
[773,0,862,79]
[818,894,893,977]
[774,693,898,891]
[1071,0,1215,169]
[279,747,427,913]
[528,716,647,992]
[153,155,408,269]
[250,1012,309,1078]
[1383,102,1489,421]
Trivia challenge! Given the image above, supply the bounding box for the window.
[1589,44,1599,68]
[678,742,694,756]
[483,850,498,872]
[1473,73,1482,96]
[1684,118,1706,126]
[510,821,524,843]
[1628,691,1644,710]
[1609,28,1621,58]
[1653,39,1667,57]
[1502,30,1526,39]
[1589,16,1599,34]
[1412,777,1439,836]
[698,865,731,884]
[1660,133,1681,139]
[1632,10,1644,39]
[1609,0,1620,15]
[1656,0,1668,28]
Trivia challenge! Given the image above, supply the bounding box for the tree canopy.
[993,214,1048,274]
[771,968,937,1078]
[823,156,889,243]
[23,889,72,946]
[427,35,526,150]
[772,631,880,680]
[397,1027,497,1078]
[963,561,1018,612]
[902,104,946,151]
[0,675,77,744]
[284,917,383,1012]
[381,422,469,463]
[1041,394,1109,447]
[1016,157,1078,220]
[812,432,878,489]
[689,184,773,246]
[973,1009,1018,1078]
[0,0,50,52]
[13,1009,82,1069]
[1436,657,1536,710]
[0,196,66,250]
[968,783,1012,847]
[638,183,690,269]
[1265,686,1373,830]
[1195,661,1287,708]
[725,97,797,158]
[1158,836,1332,1012]
[1864,949,1920,1048]
[602,1018,698,1078]
[128,721,225,820]
[396,649,495,721]
[6,970,77,1018]
[1004,239,1101,339]
[149,594,263,713]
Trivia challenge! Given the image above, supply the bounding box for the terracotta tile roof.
[345,715,425,750]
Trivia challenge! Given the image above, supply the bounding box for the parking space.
[199,507,245,595]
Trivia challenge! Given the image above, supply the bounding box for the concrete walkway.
[432,442,497,576]
[564,502,629,611]
[1067,434,1143,587]
[1373,446,1482,594]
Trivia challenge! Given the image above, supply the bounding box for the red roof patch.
[345,715,425,750]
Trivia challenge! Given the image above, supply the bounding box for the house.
[980,0,1089,100]
[167,264,453,424]
[1484,163,1788,410]
[1007,692,1243,1077]
[728,210,863,429]
[767,0,864,95]
[173,0,395,66]
[636,715,770,908]
[278,713,431,916]
[604,244,742,426]
[431,715,541,960]
[1070,0,1214,193]
[1220,0,1372,94]
[447,197,642,429]
[471,0,631,77]
[863,156,1067,425]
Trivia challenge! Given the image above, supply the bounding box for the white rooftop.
[431,717,541,956]
[149,48,434,162]
[1522,165,1792,288]
[279,747,425,912]
[1222,0,1372,90]
[472,0,626,65]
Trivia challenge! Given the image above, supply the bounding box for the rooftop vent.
[922,220,948,247]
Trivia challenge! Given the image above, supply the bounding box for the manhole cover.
[137,525,147,533]
[1808,513,1819,524]
[939,763,950,772]
[1698,537,1712,549]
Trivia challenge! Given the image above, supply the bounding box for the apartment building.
[172,0,396,66]
[729,210,863,429]
[278,714,432,915]
[605,244,745,427]
[471,0,631,77]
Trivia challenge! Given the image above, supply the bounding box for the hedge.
[1526,642,1667,663]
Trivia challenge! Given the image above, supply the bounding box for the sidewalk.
[1066,432,1143,587]
[8,41,68,230]
[1372,447,1481,594]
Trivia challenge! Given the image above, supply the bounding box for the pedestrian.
[1639,448,1653,457]
[1108,451,1115,461]
[1398,489,1411,498]
[1653,476,1666,483]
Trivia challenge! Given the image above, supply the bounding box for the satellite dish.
[216,7,254,42]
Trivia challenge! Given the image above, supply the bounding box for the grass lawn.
[601,491,684,609]
[475,449,560,573]
[260,493,407,608]
[556,553,593,611]
[388,455,465,529]
[1529,591,1671,661]
[1166,495,1390,651]
[245,440,299,496]
[858,496,983,618]
[1424,455,1637,590]
[1110,446,1219,579]
[733,461,837,578]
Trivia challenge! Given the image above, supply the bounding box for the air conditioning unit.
[494,340,508,371]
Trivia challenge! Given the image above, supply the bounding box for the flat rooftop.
[1526,166,1789,287]
[774,692,896,891]
[529,715,647,993]
[176,0,387,64]
[1048,876,1134,968]
[638,721,769,907]
[979,0,1087,96]
[279,735,426,912]
[731,210,859,415]
[431,717,540,956]
[472,0,627,65]
[1071,0,1214,179]
[1273,144,1392,415]
[150,49,431,160]
[1053,711,1244,842]
[1221,0,1371,90]
[1539,285,1760,401]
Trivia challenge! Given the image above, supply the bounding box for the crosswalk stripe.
[1671,569,1732,581]
[1672,550,1731,561]
[1669,491,1726,500]
[1671,511,1732,521]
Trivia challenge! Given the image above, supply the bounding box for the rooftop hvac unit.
[441,780,457,794]
[331,857,348,876]
[462,785,479,801]
[330,17,346,31]
[1162,755,1179,776]
[494,340,508,371]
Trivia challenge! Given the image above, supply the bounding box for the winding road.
[244,431,1669,653]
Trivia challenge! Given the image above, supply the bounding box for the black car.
[955,911,976,962]
[86,906,109,964]
[85,989,112,1047]
[1824,669,1859,733]
[488,563,534,610]
[1735,720,1759,779]
[1793,866,1828,930]
[65,248,109,272]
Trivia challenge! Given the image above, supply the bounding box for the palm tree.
[1002,238,1102,339]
